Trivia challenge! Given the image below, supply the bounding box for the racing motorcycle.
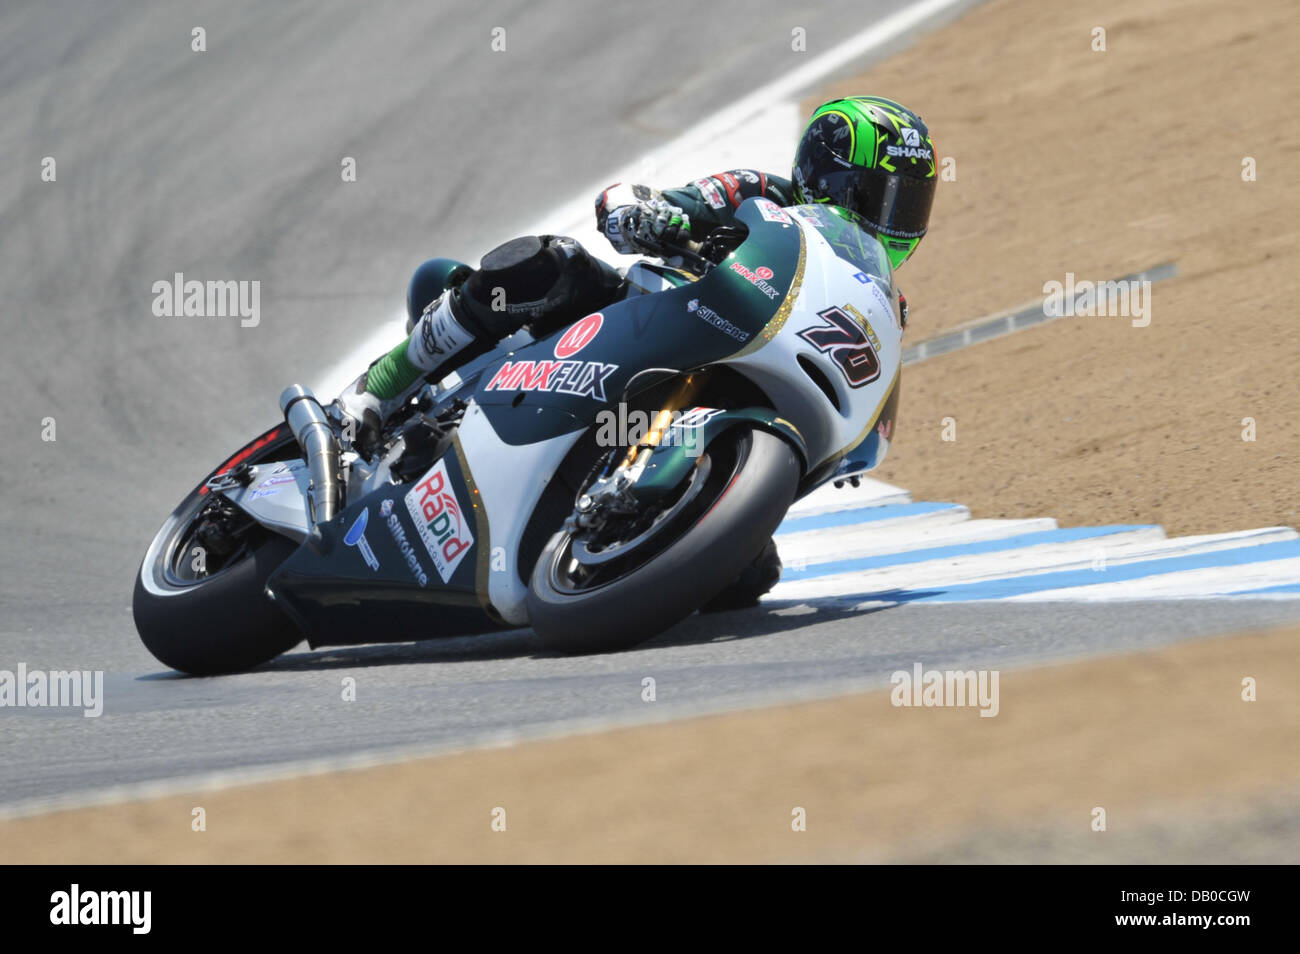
[134,197,905,674]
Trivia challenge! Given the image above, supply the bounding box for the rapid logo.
[484,359,617,400]
[343,508,380,571]
[554,312,603,359]
[404,460,473,583]
[729,262,780,299]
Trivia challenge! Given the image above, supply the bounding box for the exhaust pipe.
[279,385,342,526]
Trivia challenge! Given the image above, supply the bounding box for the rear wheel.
[526,427,799,653]
[133,426,304,674]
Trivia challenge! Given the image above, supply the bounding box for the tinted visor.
[820,166,935,240]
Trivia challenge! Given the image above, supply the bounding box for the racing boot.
[699,537,782,612]
[332,283,493,455]
[334,236,624,455]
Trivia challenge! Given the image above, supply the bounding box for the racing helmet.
[792,96,937,270]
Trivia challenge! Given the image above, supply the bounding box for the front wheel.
[526,427,800,653]
[133,425,305,674]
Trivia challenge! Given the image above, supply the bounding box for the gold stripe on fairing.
[451,434,500,621]
[830,364,900,467]
[728,225,808,360]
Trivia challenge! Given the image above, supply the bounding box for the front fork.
[567,375,812,533]
[570,374,704,532]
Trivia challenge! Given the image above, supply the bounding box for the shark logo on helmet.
[887,126,933,160]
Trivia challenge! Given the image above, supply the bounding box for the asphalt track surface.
[4,0,1299,809]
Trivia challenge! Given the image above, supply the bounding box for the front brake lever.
[655,237,715,276]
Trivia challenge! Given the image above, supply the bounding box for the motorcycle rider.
[333,95,938,608]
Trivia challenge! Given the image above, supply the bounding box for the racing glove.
[630,198,692,253]
[329,372,399,458]
[597,185,691,256]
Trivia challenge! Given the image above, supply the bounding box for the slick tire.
[134,531,302,675]
[527,427,799,654]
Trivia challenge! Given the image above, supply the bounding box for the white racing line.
[773,478,1300,605]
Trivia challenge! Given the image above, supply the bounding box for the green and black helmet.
[792,96,937,270]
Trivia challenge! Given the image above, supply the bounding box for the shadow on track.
[136,597,901,677]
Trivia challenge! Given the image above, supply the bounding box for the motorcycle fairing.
[264,441,503,647]
[633,407,809,499]
[474,200,805,440]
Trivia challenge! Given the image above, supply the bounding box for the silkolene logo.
[404,460,474,583]
[555,312,602,359]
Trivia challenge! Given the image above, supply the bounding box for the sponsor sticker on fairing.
[754,198,792,225]
[844,302,883,351]
[865,279,895,326]
[483,359,618,400]
[554,312,603,359]
[672,406,724,429]
[387,517,429,586]
[376,497,428,586]
[686,298,749,342]
[729,261,780,299]
[852,268,896,322]
[788,205,832,230]
[248,469,299,499]
[343,508,381,571]
[404,460,474,583]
